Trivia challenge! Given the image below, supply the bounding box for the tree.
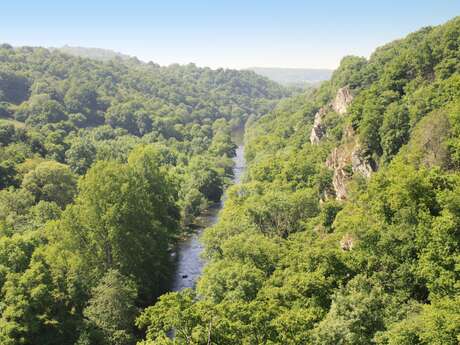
[245,187,318,238]
[378,297,460,345]
[197,260,265,303]
[59,145,179,302]
[0,123,16,146]
[187,156,224,203]
[0,69,30,104]
[0,258,79,345]
[27,200,62,229]
[65,138,96,174]
[64,83,99,116]
[21,161,77,208]
[83,270,138,345]
[105,101,148,135]
[380,102,410,162]
[136,289,215,345]
[15,94,67,125]
[405,109,450,168]
[311,276,388,345]
[0,187,35,233]
[180,188,207,225]
[209,130,237,157]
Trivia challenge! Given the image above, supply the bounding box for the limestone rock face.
[326,146,351,200]
[326,144,376,200]
[332,86,353,115]
[310,86,353,145]
[310,107,328,144]
[312,86,375,200]
[344,124,355,139]
[351,147,375,178]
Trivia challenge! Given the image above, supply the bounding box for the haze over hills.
[248,67,333,86]
[54,46,333,88]
[54,45,133,62]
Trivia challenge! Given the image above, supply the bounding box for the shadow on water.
[169,141,245,292]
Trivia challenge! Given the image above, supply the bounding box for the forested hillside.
[138,17,460,344]
[0,45,288,344]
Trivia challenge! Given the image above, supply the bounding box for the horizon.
[52,45,337,70]
[2,1,459,70]
[54,46,337,71]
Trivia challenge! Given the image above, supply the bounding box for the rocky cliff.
[325,142,377,200]
[309,107,328,144]
[310,86,353,144]
[316,87,378,200]
[332,86,353,115]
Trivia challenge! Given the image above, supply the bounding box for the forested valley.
[0,44,287,344]
[0,15,460,345]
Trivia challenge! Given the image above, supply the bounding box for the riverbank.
[170,142,246,291]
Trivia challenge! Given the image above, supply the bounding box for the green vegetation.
[138,17,460,345]
[0,44,287,344]
[2,15,460,345]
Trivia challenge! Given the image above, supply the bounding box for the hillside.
[0,44,288,129]
[248,66,333,86]
[0,44,289,344]
[138,16,460,345]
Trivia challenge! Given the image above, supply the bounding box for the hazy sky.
[2,1,459,69]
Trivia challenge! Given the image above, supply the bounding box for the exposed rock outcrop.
[309,107,328,144]
[332,86,353,115]
[326,143,376,200]
[351,147,375,178]
[326,145,353,200]
[310,86,354,144]
[344,124,355,139]
[312,86,375,200]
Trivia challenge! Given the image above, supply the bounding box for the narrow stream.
[170,143,245,291]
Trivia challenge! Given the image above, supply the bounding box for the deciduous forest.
[0,13,459,345]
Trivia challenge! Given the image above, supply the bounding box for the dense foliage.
[0,45,288,344]
[138,17,460,344]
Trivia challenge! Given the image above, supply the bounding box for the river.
[170,143,245,291]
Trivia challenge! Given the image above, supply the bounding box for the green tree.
[380,102,410,162]
[65,138,97,174]
[15,94,67,125]
[21,161,77,208]
[83,270,138,345]
[59,145,179,302]
[311,276,388,345]
[137,289,215,345]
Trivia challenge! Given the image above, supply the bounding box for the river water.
[170,144,245,291]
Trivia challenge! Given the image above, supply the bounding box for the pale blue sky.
[2,1,459,69]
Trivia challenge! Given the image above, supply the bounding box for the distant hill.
[248,67,333,86]
[55,45,133,62]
